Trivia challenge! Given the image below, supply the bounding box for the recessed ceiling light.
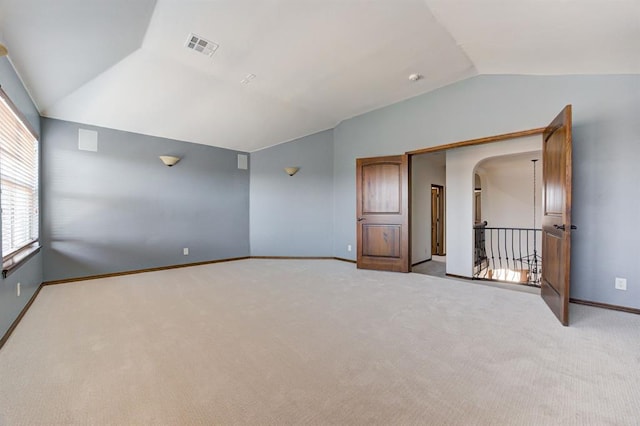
[185,33,219,57]
[408,73,424,82]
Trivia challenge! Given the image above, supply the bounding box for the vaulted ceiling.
[1,0,638,152]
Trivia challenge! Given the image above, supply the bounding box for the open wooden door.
[541,105,573,326]
[356,155,410,272]
[431,187,439,254]
[431,185,445,255]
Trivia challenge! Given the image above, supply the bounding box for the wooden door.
[431,185,444,255]
[541,105,573,326]
[356,155,410,272]
[431,187,438,254]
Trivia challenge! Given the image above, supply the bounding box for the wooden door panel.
[542,232,562,293]
[362,225,401,258]
[362,163,402,214]
[356,155,410,272]
[543,131,566,215]
[541,105,572,326]
[541,281,563,317]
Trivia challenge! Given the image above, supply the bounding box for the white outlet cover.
[615,277,627,290]
[183,248,189,255]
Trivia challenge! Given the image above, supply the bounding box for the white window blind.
[0,89,39,259]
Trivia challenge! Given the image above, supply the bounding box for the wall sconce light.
[0,44,8,57]
[159,155,181,167]
[284,167,300,176]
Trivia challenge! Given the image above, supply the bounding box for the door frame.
[406,127,546,274]
[406,128,546,157]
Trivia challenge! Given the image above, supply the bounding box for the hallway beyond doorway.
[412,256,446,278]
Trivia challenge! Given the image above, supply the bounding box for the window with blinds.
[0,89,39,260]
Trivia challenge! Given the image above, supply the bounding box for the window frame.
[0,87,41,278]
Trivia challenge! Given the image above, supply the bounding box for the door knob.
[358,217,366,222]
[554,224,577,231]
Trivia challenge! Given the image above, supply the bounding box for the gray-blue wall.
[41,118,250,282]
[0,57,43,338]
[3,66,639,339]
[332,74,640,310]
[250,130,334,257]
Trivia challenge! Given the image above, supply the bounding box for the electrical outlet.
[615,277,627,291]
[347,244,352,252]
[17,282,20,297]
[183,248,189,256]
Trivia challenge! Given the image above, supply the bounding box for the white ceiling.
[476,150,542,171]
[1,0,638,152]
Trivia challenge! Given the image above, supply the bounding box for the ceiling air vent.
[185,33,219,57]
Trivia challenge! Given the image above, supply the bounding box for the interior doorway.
[472,152,543,287]
[410,133,544,283]
[410,152,446,279]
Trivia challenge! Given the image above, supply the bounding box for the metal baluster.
[518,229,523,273]
[489,229,496,271]
[497,229,502,273]
[507,229,512,274]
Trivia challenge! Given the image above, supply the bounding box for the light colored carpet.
[0,259,639,425]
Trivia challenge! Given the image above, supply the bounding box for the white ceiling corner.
[424,0,640,75]
[1,0,638,152]
[0,0,157,112]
